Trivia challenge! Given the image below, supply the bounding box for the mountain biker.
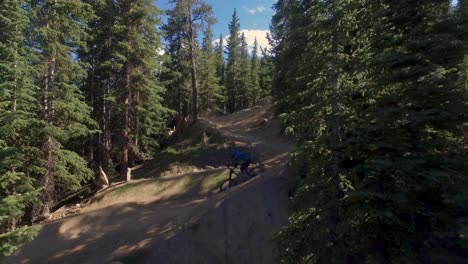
[228,149,252,176]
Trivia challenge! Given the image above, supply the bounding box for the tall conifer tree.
[165,0,215,123]
[238,33,250,109]
[31,0,96,217]
[199,25,223,114]
[225,9,241,113]
[113,0,169,179]
[249,37,261,104]
[0,0,41,255]
[214,34,226,112]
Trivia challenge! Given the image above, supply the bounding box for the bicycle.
[219,164,256,192]
[219,165,240,192]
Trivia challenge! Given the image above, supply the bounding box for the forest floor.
[6,102,294,264]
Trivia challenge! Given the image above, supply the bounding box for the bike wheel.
[219,178,238,192]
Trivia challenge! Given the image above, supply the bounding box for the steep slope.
[5,103,293,264]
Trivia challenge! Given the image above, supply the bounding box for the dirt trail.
[5,103,293,264]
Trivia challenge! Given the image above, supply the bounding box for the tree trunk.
[129,67,141,168]
[190,53,198,122]
[88,45,96,164]
[41,137,55,219]
[40,2,58,219]
[120,66,130,180]
[101,76,111,174]
[12,24,17,112]
[188,9,198,123]
[101,0,113,174]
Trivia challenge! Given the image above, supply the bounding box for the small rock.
[259,118,269,126]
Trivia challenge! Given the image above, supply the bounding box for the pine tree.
[163,1,192,120]
[199,25,223,114]
[30,0,96,218]
[165,0,215,123]
[80,0,119,174]
[225,9,242,113]
[355,1,467,261]
[214,34,226,112]
[0,0,41,256]
[113,0,169,179]
[238,32,250,109]
[258,47,273,98]
[249,37,261,104]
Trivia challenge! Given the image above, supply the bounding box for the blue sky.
[156,0,277,50]
[156,0,459,50]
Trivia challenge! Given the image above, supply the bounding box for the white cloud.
[214,29,271,55]
[242,5,267,15]
[240,29,270,51]
[243,7,257,14]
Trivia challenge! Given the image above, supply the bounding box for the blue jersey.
[231,150,251,161]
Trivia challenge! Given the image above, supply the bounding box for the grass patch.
[119,249,149,264]
[105,178,187,198]
[132,133,230,180]
[112,181,143,194]
[201,169,230,192]
[184,168,231,194]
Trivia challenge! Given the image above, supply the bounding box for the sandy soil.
[5,103,294,264]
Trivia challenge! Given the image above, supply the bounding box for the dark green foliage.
[164,0,215,122]
[163,0,192,119]
[238,33,250,109]
[199,25,224,115]
[214,34,226,112]
[81,0,170,178]
[224,9,265,113]
[458,0,468,95]
[249,38,261,103]
[30,0,96,215]
[163,0,215,122]
[115,0,170,153]
[258,47,273,99]
[225,9,242,113]
[0,0,41,255]
[273,0,468,263]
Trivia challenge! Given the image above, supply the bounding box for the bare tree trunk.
[12,24,17,112]
[98,0,114,175]
[129,70,140,168]
[178,80,183,118]
[120,66,130,180]
[88,45,96,164]
[40,1,58,219]
[41,137,55,218]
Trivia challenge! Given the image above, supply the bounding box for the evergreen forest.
[0,0,466,262]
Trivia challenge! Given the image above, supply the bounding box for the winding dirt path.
[5,103,293,264]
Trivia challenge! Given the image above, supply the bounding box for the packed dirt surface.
[6,102,294,264]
